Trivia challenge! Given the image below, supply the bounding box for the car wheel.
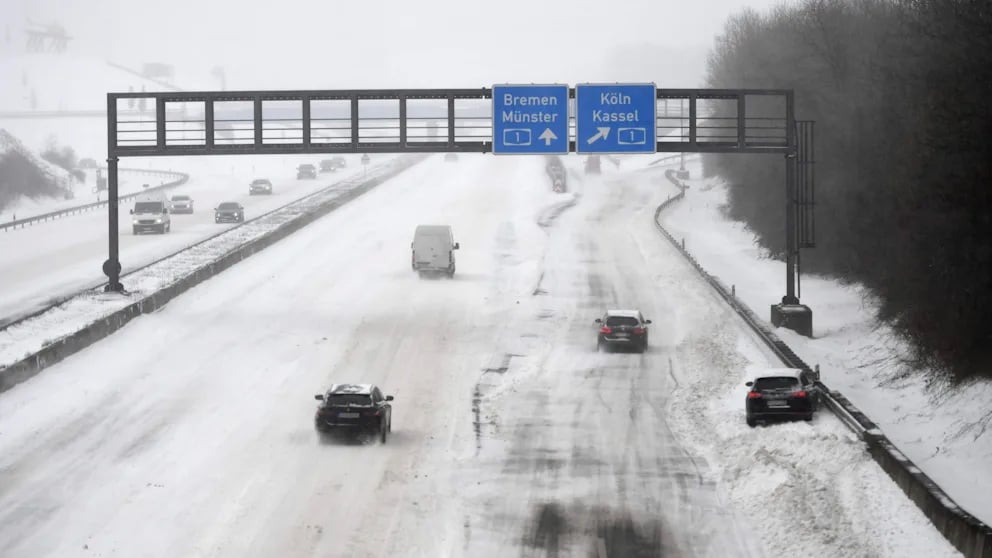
[132,227,138,235]
[804,413,814,422]
[380,422,388,444]
[746,416,757,428]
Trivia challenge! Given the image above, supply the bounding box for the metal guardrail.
[654,168,991,558]
[0,159,406,332]
[0,168,189,232]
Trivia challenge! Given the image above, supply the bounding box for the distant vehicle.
[595,310,652,353]
[585,156,601,175]
[546,159,567,193]
[319,159,337,173]
[744,368,821,427]
[411,224,459,278]
[249,178,273,195]
[169,194,194,214]
[444,153,458,162]
[331,156,347,169]
[297,164,317,179]
[314,383,394,443]
[214,201,244,223]
[130,200,171,234]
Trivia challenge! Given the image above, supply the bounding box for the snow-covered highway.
[0,155,958,557]
[0,157,372,324]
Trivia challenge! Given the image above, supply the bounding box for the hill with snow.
[0,50,212,212]
[0,128,74,211]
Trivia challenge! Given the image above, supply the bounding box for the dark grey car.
[249,179,273,195]
[314,383,394,443]
[745,368,821,427]
[595,310,652,353]
[214,201,244,223]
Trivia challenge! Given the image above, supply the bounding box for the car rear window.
[754,377,800,390]
[605,316,639,327]
[328,394,372,406]
[218,202,239,209]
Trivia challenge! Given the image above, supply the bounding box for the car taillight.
[600,326,612,334]
[747,392,762,399]
[633,327,645,334]
[363,410,381,417]
[793,390,807,398]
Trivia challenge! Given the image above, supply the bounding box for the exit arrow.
[586,127,610,144]
[538,128,558,146]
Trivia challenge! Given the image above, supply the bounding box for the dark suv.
[314,383,394,443]
[297,164,317,179]
[745,368,820,427]
[595,310,652,353]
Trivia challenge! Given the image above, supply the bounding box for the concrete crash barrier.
[653,168,992,558]
[0,155,427,394]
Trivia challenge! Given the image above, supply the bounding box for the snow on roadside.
[657,157,992,526]
[0,156,419,368]
[666,316,960,557]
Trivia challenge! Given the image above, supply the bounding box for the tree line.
[703,0,992,380]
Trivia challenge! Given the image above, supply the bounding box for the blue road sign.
[576,83,657,154]
[492,84,569,154]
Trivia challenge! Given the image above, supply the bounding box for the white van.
[411,225,459,277]
[130,198,171,235]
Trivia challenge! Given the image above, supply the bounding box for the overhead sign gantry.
[105,85,814,334]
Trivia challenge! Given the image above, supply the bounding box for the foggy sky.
[3,0,787,89]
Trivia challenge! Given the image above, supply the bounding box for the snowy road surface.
[0,155,958,557]
[0,157,371,323]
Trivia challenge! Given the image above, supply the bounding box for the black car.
[745,368,820,427]
[297,164,317,179]
[330,156,347,169]
[595,310,651,353]
[249,178,273,195]
[314,383,394,443]
[319,159,337,173]
[214,201,244,223]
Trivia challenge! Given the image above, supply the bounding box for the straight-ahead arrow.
[539,128,558,146]
[586,127,610,144]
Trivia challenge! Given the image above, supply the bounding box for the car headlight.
[154,218,163,223]
[132,219,139,225]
